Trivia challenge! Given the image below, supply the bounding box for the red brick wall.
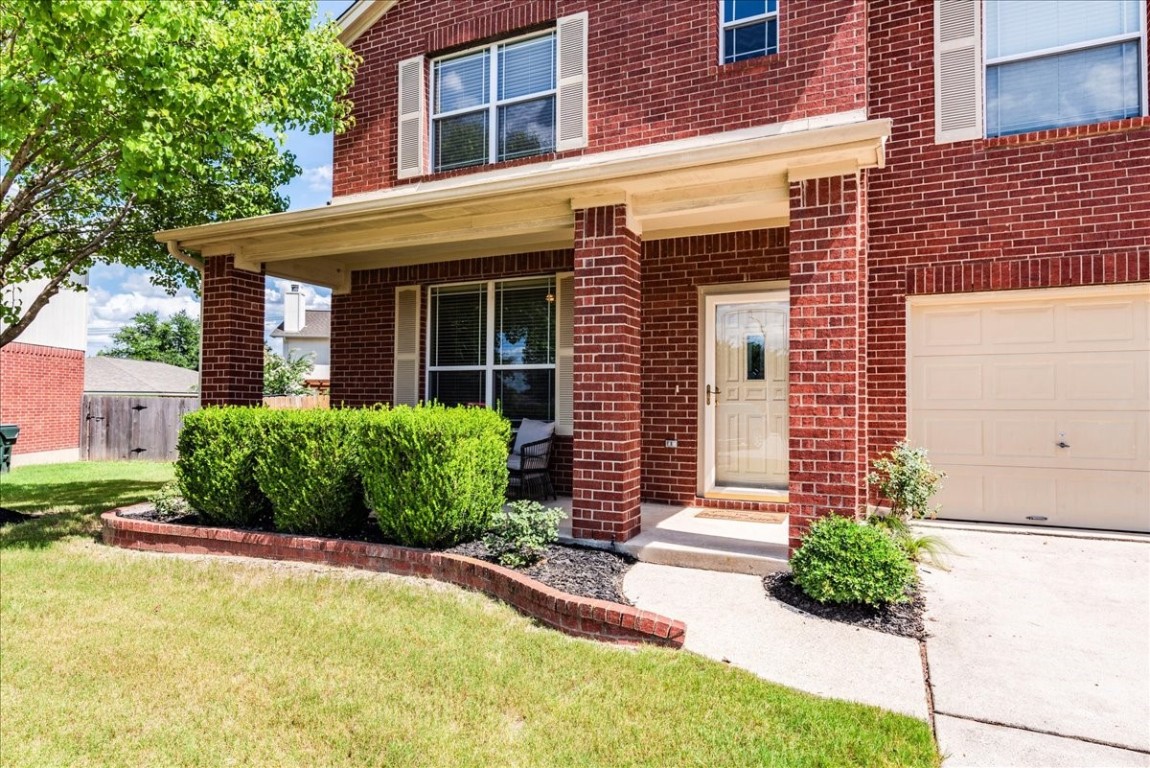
[0,342,83,455]
[200,256,264,407]
[640,229,789,505]
[788,175,866,551]
[334,0,867,197]
[330,250,575,492]
[865,0,1150,465]
[570,205,642,541]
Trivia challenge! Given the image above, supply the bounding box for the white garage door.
[909,284,1150,532]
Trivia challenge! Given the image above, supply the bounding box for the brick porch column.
[570,204,643,542]
[200,255,264,406]
[787,175,868,553]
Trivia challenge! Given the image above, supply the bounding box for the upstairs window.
[432,33,557,172]
[985,0,1144,137]
[720,0,779,64]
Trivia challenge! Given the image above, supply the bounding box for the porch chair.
[507,418,556,501]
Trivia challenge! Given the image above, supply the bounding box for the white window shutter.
[394,286,420,406]
[555,273,575,435]
[396,56,425,179]
[555,12,588,152]
[935,0,983,144]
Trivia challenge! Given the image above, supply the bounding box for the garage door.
[909,284,1150,532]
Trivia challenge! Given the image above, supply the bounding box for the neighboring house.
[84,357,199,397]
[270,284,331,389]
[0,278,88,466]
[156,0,1150,547]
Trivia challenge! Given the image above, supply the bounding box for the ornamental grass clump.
[359,404,510,548]
[790,515,915,607]
[253,408,370,537]
[176,407,271,527]
[867,440,953,568]
[485,500,566,568]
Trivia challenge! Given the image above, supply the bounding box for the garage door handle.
[1056,441,1070,448]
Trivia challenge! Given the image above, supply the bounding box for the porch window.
[428,277,556,424]
[432,33,557,172]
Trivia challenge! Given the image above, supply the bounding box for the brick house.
[158,0,1150,545]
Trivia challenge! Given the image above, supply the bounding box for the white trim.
[338,0,399,45]
[908,282,1150,308]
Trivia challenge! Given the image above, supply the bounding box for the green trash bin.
[0,424,19,474]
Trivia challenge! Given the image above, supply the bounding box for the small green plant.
[866,513,954,569]
[484,500,566,568]
[176,407,271,527]
[790,515,915,607]
[867,440,946,520]
[149,482,191,520]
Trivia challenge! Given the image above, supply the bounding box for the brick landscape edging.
[101,508,685,648]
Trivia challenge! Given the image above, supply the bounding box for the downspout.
[165,240,206,399]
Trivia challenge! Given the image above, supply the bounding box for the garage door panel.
[909,285,1150,532]
[934,466,1149,532]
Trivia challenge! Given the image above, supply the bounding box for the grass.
[0,462,939,767]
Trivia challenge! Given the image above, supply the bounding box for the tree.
[100,310,200,370]
[264,345,313,396]
[0,0,357,347]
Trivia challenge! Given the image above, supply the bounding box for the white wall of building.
[1,278,88,351]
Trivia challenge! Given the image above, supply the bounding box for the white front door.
[703,292,789,493]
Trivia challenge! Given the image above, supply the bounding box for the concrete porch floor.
[552,497,790,575]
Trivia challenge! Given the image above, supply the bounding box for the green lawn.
[0,462,939,767]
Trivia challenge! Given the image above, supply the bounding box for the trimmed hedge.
[176,407,272,527]
[790,515,915,607]
[253,408,370,537]
[359,405,510,548]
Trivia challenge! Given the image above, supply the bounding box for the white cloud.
[86,284,200,354]
[302,164,333,192]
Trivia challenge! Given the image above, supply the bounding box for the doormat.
[694,509,787,524]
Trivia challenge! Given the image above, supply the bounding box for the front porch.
[552,497,790,576]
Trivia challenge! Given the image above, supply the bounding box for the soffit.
[338,0,399,46]
[157,116,890,291]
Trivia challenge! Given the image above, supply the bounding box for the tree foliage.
[100,310,200,370]
[0,0,357,347]
[263,345,313,396]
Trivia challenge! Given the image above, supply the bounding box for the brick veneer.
[102,508,685,647]
[787,176,867,551]
[333,0,867,196]
[864,0,1150,470]
[570,205,642,541]
[201,255,265,407]
[0,342,83,454]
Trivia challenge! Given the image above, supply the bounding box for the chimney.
[284,284,306,334]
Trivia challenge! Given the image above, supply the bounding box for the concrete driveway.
[920,526,1150,767]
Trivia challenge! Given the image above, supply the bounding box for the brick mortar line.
[101,508,686,648]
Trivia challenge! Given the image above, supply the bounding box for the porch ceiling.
[157,114,890,292]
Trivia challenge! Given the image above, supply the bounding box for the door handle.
[706,384,721,405]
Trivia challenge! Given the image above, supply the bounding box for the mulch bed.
[763,571,927,640]
[447,540,635,605]
[120,507,635,606]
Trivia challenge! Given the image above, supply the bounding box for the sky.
[85,0,356,356]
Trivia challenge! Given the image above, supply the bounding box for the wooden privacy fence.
[82,395,199,462]
[263,394,330,410]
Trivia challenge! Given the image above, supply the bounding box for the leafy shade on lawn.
[0,461,174,548]
[1,543,938,768]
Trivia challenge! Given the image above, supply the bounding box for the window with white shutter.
[554,273,574,436]
[394,286,421,406]
[934,0,983,143]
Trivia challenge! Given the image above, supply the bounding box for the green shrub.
[359,405,510,548]
[867,440,946,520]
[253,408,370,537]
[484,500,566,568]
[149,481,191,519]
[176,407,271,527]
[866,513,954,569]
[790,515,915,607]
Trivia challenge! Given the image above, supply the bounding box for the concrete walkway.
[623,526,1150,768]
